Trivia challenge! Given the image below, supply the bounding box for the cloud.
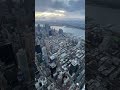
[35,11,65,19]
[35,0,85,20]
[35,0,84,12]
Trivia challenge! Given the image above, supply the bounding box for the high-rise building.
[59,29,63,35]
[35,45,42,54]
[44,24,50,30]
[16,49,31,82]
[37,24,41,32]
[42,46,49,64]
[35,45,43,64]
[24,32,35,62]
[69,60,78,76]
[23,32,35,82]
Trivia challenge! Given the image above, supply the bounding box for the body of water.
[51,26,85,39]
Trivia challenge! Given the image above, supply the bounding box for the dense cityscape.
[35,24,85,90]
[0,0,35,89]
[86,17,120,90]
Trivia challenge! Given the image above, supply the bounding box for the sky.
[35,0,85,21]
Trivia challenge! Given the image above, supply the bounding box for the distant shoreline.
[35,23,85,30]
[51,25,85,30]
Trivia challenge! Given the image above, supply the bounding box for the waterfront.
[51,26,85,39]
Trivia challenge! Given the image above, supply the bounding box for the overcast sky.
[35,0,85,21]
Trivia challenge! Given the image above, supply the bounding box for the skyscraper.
[16,49,31,82]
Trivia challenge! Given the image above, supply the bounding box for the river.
[51,26,85,39]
